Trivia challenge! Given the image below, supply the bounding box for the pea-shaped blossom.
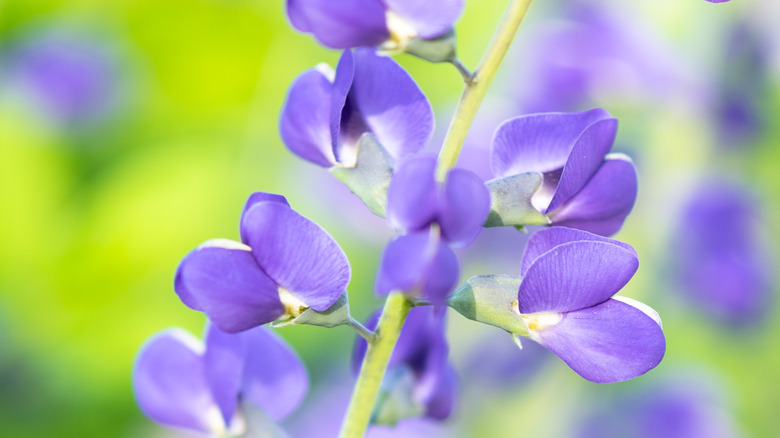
[672,181,772,324]
[133,324,307,435]
[514,227,665,383]
[491,108,637,236]
[280,48,433,168]
[376,155,490,304]
[175,192,350,333]
[286,0,463,51]
[353,307,456,421]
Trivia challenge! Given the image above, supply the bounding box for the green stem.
[436,0,536,180]
[338,293,412,438]
[348,317,376,343]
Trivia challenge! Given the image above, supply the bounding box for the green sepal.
[330,133,393,217]
[484,172,550,227]
[285,291,352,329]
[370,367,424,426]
[448,275,529,335]
[403,29,458,64]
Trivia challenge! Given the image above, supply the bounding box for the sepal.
[330,133,394,217]
[401,30,458,64]
[448,275,529,335]
[272,290,353,329]
[484,173,550,228]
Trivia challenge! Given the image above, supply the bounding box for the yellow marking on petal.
[521,311,563,332]
[203,405,227,435]
[278,287,308,319]
[381,11,417,52]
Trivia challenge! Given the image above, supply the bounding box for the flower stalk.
[436,0,536,180]
[339,293,412,438]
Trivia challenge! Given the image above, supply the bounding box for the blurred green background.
[1,0,779,436]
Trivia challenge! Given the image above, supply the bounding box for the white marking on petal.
[613,295,663,328]
[203,405,228,435]
[521,311,564,342]
[314,63,335,83]
[278,287,309,319]
[165,328,206,355]
[381,11,418,52]
[198,239,252,252]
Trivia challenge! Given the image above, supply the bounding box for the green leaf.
[484,172,550,227]
[330,133,394,217]
[448,275,529,335]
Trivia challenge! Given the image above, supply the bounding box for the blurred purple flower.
[713,21,769,147]
[133,324,307,435]
[515,227,665,383]
[286,0,463,50]
[375,155,490,304]
[513,2,692,113]
[575,373,739,438]
[175,192,350,333]
[353,306,457,421]
[280,48,433,168]
[672,181,772,324]
[491,109,637,236]
[10,33,115,124]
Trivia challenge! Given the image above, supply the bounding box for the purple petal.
[242,202,350,311]
[549,155,637,236]
[175,241,285,333]
[330,50,358,164]
[384,0,464,39]
[546,118,618,212]
[203,324,244,426]
[240,192,290,244]
[531,298,665,383]
[351,49,434,161]
[490,109,613,178]
[518,241,638,313]
[280,67,337,167]
[133,330,223,434]
[521,227,637,276]
[375,233,459,305]
[386,155,438,233]
[286,0,390,49]
[240,327,308,421]
[439,168,491,247]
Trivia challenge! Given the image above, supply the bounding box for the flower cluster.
[132,0,673,436]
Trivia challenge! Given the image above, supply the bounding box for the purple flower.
[575,373,739,438]
[672,181,772,324]
[133,324,307,435]
[713,21,769,148]
[375,155,490,304]
[512,2,692,114]
[10,32,115,124]
[353,306,457,422]
[286,0,463,50]
[280,48,433,168]
[490,108,637,236]
[175,192,350,333]
[515,227,664,382]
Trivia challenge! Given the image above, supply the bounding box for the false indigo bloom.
[286,0,463,51]
[672,181,772,324]
[10,32,115,124]
[575,373,739,438]
[491,108,637,236]
[512,2,688,114]
[713,20,769,148]
[353,306,457,422]
[175,192,350,333]
[280,48,433,168]
[515,227,664,383]
[133,324,307,435]
[376,155,490,304]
